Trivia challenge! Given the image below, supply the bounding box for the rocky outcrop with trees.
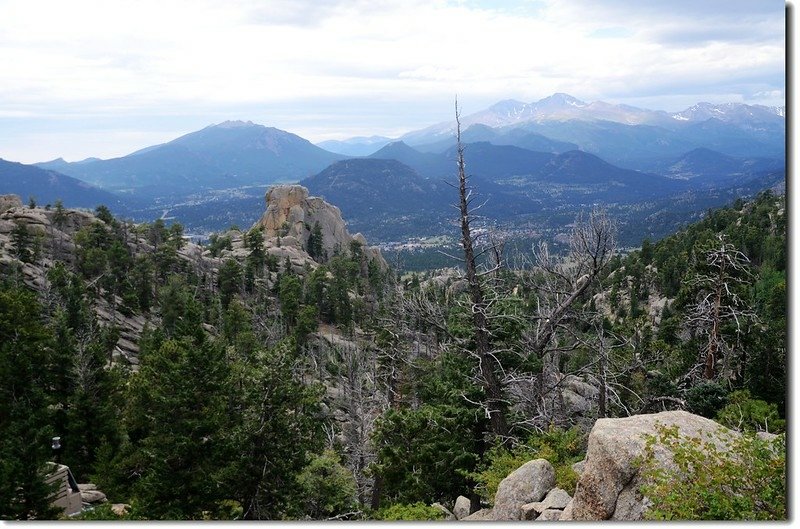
[0,182,786,520]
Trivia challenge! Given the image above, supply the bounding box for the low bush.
[639,424,785,520]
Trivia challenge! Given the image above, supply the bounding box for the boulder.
[561,499,574,520]
[453,495,472,520]
[432,502,455,520]
[491,459,555,520]
[80,489,107,504]
[521,488,572,520]
[536,487,572,512]
[563,411,738,521]
[535,508,563,521]
[462,508,493,521]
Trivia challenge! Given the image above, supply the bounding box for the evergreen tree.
[11,221,33,263]
[218,259,243,309]
[0,287,59,520]
[278,274,302,327]
[222,342,324,519]
[307,222,324,262]
[124,337,230,519]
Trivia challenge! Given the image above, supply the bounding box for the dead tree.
[451,100,509,439]
[685,235,759,381]
[513,209,615,425]
[528,209,616,357]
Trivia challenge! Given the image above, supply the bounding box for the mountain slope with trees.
[0,177,786,520]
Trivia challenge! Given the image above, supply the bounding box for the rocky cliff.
[253,185,386,269]
[0,195,209,365]
[0,189,386,366]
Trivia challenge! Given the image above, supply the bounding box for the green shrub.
[296,450,357,519]
[715,390,785,433]
[685,382,729,418]
[371,404,479,505]
[374,502,446,521]
[69,503,147,520]
[470,426,586,502]
[639,424,786,520]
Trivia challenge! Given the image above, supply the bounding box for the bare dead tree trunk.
[685,235,759,383]
[454,100,508,438]
[519,211,615,425]
[597,324,608,418]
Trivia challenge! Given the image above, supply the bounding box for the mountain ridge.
[35,121,345,196]
[0,158,127,211]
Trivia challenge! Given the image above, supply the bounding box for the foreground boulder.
[561,411,738,521]
[522,487,572,520]
[492,459,555,520]
[462,508,493,521]
[453,496,471,520]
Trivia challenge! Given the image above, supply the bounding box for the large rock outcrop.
[561,411,739,521]
[0,188,387,368]
[0,198,202,364]
[254,185,385,268]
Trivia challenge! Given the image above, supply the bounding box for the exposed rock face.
[0,194,23,212]
[0,202,197,365]
[254,185,386,268]
[491,459,555,520]
[1,188,387,367]
[560,374,599,417]
[562,411,738,521]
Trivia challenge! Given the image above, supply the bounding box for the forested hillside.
[0,186,786,520]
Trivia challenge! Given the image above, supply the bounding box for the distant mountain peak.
[488,99,528,112]
[214,120,258,129]
[537,93,587,108]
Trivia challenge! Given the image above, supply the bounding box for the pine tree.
[124,336,230,519]
[0,287,59,520]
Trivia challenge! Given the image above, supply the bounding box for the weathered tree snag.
[454,101,508,438]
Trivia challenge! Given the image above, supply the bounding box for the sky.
[0,0,788,163]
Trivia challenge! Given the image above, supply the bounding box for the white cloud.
[0,0,786,162]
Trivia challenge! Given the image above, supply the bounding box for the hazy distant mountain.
[0,158,126,211]
[38,121,344,196]
[393,94,784,169]
[302,158,446,217]
[316,135,392,156]
[656,147,784,184]
[37,157,103,172]
[367,141,454,178]
[671,102,785,125]
[677,118,784,159]
[294,140,686,240]
[443,142,553,180]
[412,123,578,155]
[300,158,450,239]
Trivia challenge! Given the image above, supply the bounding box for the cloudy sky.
[0,0,787,163]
